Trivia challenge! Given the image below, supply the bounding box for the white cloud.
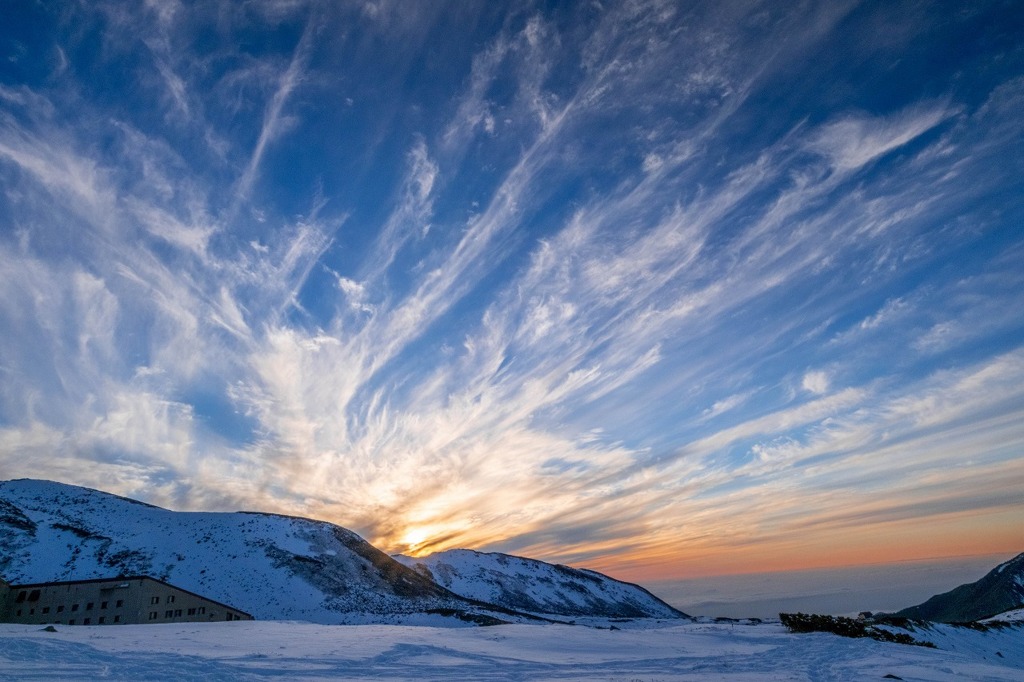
[802,371,830,395]
[860,297,909,331]
[810,103,953,174]
[701,391,754,421]
[642,153,664,173]
[232,17,316,209]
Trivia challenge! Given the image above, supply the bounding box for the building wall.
[2,577,253,626]
[0,578,10,622]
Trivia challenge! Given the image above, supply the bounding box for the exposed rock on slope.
[395,548,688,619]
[896,552,1024,623]
[0,479,478,623]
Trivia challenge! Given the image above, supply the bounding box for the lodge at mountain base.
[0,575,253,626]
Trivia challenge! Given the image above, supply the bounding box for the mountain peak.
[395,548,688,619]
[896,552,1024,622]
[2,479,687,624]
[0,478,475,623]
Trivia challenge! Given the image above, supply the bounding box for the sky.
[651,552,1013,618]
[0,0,1022,582]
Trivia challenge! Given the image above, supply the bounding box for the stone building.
[0,576,253,626]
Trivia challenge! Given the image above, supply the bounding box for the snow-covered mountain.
[0,479,492,623]
[0,479,686,624]
[394,548,688,619]
[895,552,1024,623]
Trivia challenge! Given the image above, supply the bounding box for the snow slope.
[395,548,687,618]
[0,479,689,625]
[0,479,484,623]
[1,619,1022,681]
[986,607,1024,622]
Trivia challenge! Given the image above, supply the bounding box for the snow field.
[2,619,1022,681]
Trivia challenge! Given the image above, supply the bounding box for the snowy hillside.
[896,552,1024,623]
[0,479,486,623]
[985,607,1024,622]
[394,548,687,619]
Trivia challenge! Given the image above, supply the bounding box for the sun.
[399,527,432,555]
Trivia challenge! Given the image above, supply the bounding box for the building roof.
[5,575,253,618]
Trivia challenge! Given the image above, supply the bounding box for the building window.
[86,602,94,610]
[101,601,108,609]
[187,608,196,616]
[29,609,34,615]
[226,613,233,621]
[83,618,91,625]
[116,599,124,608]
[167,595,175,603]
[71,604,79,612]
[174,609,182,617]
[15,610,21,617]
[113,615,121,623]
[198,607,205,614]
[28,590,41,602]
[68,619,75,625]
[42,607,50,614]
[16,591,27,603]
[148,612,158,621]
[98,617,106,624]
[57,605,64,613]
[151,596,160,605]
[165,610,173,618]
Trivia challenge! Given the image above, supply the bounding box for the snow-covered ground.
[986,608,1024,623]
[2,619,1021,681]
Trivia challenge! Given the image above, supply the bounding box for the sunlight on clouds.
[398,526,435,555]
[598,351,1024,577]
[0,1,1022,578]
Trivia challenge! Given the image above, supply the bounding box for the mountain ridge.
[0,479,687,624]
[0,479,484,623]
[895,552,1024,623]
[395,548,687,619]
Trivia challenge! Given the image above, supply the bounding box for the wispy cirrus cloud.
[232,14,318,210]
[0,0,1022,578]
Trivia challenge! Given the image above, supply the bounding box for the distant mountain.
[394,548,688,619]
[0,479,497,624]
[895,552,1024,623]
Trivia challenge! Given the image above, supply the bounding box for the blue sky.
[1,1,1022,579]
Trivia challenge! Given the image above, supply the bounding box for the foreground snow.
[1,619,1021,681]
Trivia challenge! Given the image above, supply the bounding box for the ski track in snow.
[1,620,1023,681]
